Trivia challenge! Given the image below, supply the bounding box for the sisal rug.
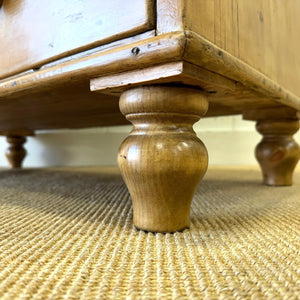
[0,166,299,299]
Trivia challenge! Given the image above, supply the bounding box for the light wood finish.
[0,0,155,79]
[91,61,288,117]
[0,32,182,98]
[184,0,300,98]
[157,0,185,33]
[91,61,236,93]
[182,31,300,111]
[0,81,127,131]
[0,1,299,126]
[255,120,300,186]
[5,136,27,168]
[0,28,299,129]
[118,86,208,233]
[0,1,299,232]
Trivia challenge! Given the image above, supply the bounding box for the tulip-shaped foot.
[118,86,209,233]
[256,120,300,186]
[6,136,27,168]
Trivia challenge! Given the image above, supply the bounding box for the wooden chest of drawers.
[0,0,299,232]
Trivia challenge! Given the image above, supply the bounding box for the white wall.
[0,115,298,167]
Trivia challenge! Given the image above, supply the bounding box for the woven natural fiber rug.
[0,166,299,300]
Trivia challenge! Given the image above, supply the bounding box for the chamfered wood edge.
[118,86,209,232]
[90,61,236,94]
[0,29,299,112]
[183,31,300,111]
[0,32,186,98]
[156,0,186,34]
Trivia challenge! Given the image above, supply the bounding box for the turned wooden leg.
[118,86,208,233]
[255,120,300,186]
[5,136,27,168]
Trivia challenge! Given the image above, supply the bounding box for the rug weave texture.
[0,166,299,300]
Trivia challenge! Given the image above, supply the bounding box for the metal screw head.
[131,47,140,55]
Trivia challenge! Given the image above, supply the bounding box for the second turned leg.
[255,119,300,186]
[118,86,209,233]
[5,136,27,168]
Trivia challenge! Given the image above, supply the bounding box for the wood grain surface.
[0,0,154,79]
[255,120,300,186]
[0,1,299,131]
[184,0,300,98]
[118,86,208,232]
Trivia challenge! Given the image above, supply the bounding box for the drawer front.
[0,0,155,79]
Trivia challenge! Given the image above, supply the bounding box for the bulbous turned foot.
[5,136,27,168]
[255,120,300,186]
[118,86,209,233]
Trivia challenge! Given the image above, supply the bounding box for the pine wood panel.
[0,0,154,79]
[185,0,300,98]
[0,1,299,131]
